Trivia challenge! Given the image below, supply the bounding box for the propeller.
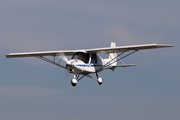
[58,53,68,62]
[57,53,70,79]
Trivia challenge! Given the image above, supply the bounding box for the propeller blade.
[57,53,68,62]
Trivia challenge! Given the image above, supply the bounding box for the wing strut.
[106,50,138,66]
[105,49,129,66]
[36,56,67,69]
[97,49,138,72]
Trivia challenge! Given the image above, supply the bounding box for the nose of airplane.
[66,60,75,73]
[66,60,71,65]
[66,59,77,66]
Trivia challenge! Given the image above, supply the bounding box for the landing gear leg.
[96,73,103,85]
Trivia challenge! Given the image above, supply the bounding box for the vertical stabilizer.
[109,42,117,65]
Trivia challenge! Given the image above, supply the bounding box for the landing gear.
[71,74,78,87]
[71,78,77,87]
[97,77,103,85]
[70,73,103,86]
[96,73,103,85]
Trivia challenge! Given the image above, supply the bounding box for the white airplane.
[6,42,174,86]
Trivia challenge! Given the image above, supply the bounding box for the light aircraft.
[6,42,174,86]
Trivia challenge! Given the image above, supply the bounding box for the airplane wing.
[6,50,75,58]
[6,43,173,58]
[86,44,174,54]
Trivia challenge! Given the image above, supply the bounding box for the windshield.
[72,52,90,63]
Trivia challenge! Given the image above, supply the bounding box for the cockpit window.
[84,53,90,63]
[91,54,97,64]
[72,52,90,63]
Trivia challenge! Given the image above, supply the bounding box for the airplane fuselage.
[66,52,107,74]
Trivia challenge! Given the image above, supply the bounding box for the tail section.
[109,42,117,65]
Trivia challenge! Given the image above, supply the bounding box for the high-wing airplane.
[6,42,174,86]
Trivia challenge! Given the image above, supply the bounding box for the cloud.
[0,1,179,120]
[0,86,61,98]
[0,86,180,120]
[1,0,179,53]
[105,27,143,45]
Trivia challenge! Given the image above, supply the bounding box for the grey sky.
[0,0,179,120]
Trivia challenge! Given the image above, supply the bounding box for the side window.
[91,54,97,64]
[78,53,84,61]
[84,53,90,64]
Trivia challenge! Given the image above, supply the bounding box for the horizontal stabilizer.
[107,64,136,71]
[113,64,136,67]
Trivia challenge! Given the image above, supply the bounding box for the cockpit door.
[90,53,98,64]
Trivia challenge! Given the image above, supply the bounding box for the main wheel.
[71,79,78,87]
[97,77,103,85]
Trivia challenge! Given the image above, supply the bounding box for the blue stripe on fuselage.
[76,64,109,67]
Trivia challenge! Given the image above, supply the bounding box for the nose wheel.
[71,74,78,87]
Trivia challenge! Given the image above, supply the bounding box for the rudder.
[109,42,117,65]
